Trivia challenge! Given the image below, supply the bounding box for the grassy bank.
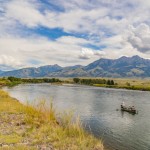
[72,77,150,91]
[0,90,104,150]
[93,78,150,91]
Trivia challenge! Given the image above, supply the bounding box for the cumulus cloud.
[125,23,150,53]
[0,55,22,70]
[79,48,94,59]
[79,48,106,59]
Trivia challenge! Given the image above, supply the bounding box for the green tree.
[73,78,80,83]
[110,80,114,85]
[106,80,111,85]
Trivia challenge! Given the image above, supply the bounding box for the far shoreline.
[1,77,150,92]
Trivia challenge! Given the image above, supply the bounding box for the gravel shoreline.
[0,112,54,150]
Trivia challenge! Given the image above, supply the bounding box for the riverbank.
[0,90,104,150]
[94,78,150,91]
[71,78,150,91]
[93,83,150,91]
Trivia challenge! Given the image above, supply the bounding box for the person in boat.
[128,105,131,110]
[121,101,125,109]
[131,106,135,111]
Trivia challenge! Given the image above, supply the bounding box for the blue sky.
[0,0,150,70]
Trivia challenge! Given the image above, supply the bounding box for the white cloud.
[5,0,44,28]
[96,17,128,34]
[0,55,21,69]
[125,23,150,52]
[94,51,106,57]
[100,35,123,48]
[79,48,94,59]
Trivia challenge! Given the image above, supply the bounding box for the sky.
[1,0,150,71]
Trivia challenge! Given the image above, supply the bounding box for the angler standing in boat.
[121,101,125,109]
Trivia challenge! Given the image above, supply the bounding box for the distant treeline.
[73,78,115,85]
[7,76,62,83]
[1,76,115,87]
[0,76,62,86]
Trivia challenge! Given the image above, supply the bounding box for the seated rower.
[131,106,135,110]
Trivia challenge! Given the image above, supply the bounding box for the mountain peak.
[117,55,144,62]
[131,55,142,59]
[38,64,61,68]
[120,56,128,59]
[118,55,142,60]
[118,56,128,60]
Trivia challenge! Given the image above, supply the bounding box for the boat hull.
[121,106,137,114]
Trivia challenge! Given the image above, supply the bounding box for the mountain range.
[1,55,150,78]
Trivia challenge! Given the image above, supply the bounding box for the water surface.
[3,84,150,150]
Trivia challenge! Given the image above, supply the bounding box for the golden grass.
[0,90,104,150]
[0,90,25,113]
[92,78,150,91]
[0,134,22,144]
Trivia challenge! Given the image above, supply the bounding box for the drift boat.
[121,105,137,114]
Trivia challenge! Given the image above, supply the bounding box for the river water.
[2,84,150,150]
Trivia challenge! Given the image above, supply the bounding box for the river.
[2,83,150,150]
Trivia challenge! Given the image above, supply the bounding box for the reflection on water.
[3,84,150,150]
